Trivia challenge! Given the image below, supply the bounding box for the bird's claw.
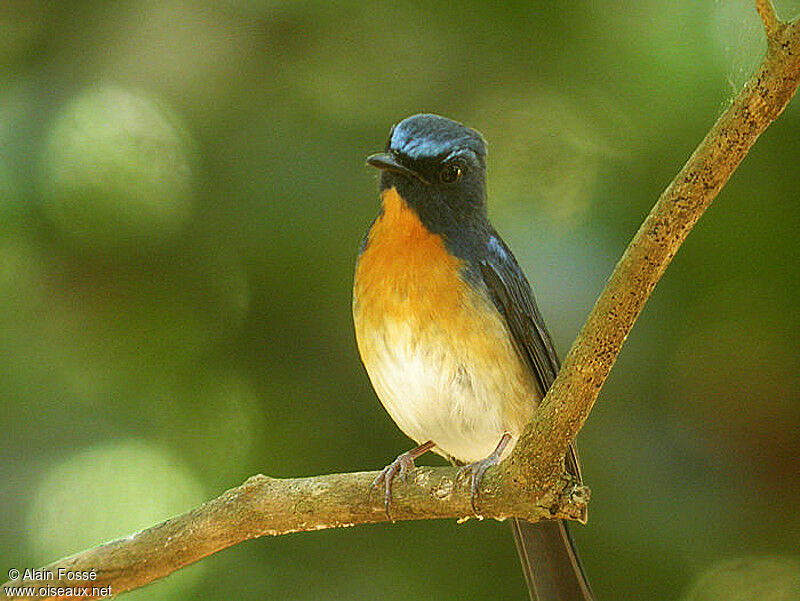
[371,452,416,520]
[458,454,501,515]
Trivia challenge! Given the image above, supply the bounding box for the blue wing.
[478,230,580,479]
[479,232,560,395]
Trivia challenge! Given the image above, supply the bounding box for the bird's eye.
[439,163,463,185]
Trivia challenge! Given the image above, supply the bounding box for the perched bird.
[353,113,593,601]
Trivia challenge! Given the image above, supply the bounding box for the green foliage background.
[2,1,799,600]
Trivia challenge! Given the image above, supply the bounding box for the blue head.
[388,113,487,168]
[367,114,489,231]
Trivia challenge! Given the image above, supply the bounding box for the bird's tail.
[511,518,594,601]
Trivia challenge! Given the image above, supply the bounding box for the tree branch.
[508,0,800,481]
[5,3,800,599]
[4,472,588,600]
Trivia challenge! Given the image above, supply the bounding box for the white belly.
[359,317,535,464]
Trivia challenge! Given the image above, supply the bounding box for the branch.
[756,0,780,41]
[5,4,800,599]
[507,1,800,479]
[3,472,588,600]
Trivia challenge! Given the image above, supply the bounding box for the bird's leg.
[458,432,512,515]
[372,440,436,519]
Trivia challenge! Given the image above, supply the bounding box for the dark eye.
[439,163,463,185]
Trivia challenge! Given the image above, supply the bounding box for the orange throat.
[353,187,467,326]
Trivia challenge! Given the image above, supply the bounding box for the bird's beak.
[366,153,428,184]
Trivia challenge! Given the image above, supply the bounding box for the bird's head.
[367,114,488,224]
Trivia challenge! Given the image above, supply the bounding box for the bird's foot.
[371,440,436,520]
[371,451,416,520]
[457,455,500,515]
[457,432,512,515]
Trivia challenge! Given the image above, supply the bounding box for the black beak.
[366,153,428,184]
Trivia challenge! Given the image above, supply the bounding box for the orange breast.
[353,187,468,326]
[352,187,537,462]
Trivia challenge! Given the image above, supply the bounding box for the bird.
[352,113,594,601]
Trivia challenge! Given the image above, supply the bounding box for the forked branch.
[4,2,799,599]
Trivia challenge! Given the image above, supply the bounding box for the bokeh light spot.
[38,86,195,252]
[476,88,611,225]
[685,556,800,601]
[26,439,206,601]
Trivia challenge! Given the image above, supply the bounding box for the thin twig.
[756,0,781,41]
